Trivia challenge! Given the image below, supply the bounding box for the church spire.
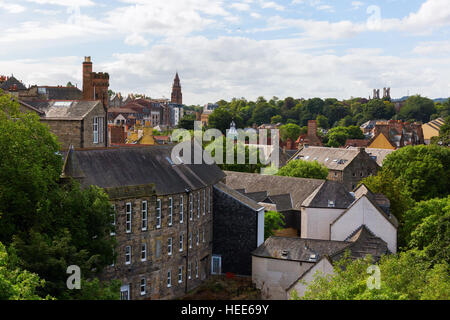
[171,71,182,105]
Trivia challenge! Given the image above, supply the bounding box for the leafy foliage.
[296,251,450,300]
[264,211,285,240]
[277,160,328,180]
[279,123,301,142]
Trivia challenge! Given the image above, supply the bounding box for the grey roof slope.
[44,87,83,100]
[291,146,366,170]
[62,144,225,195]
[302,180,355,209]
[23,100,101,120]
[225,171,324,210]
[0,76,27,91]
[244,191,269,202]
[267,194,293,212]
[252,236,351,262]
[215,182,264,212]
[363,148,395,167]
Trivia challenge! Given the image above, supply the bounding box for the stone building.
[19,100,108,149]
[289,146,380,191]
[61,144,225,300]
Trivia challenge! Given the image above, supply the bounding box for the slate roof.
[362,148,395,166]
[290,146,364,171]
[267,194,293,212]
[244,191,269,202]
[225,171,324,210]
[214,182,264,212]
[253,226,389,264]
[0,76,27,91]
[62,143,225,196]
[252,236,351,262]
[39,86,83,100]
[302,180,355,209]
[21,100,102,120]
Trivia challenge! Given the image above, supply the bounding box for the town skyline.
[0,0,449,105]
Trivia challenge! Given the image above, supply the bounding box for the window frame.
[179,234,183,252]
[168,197,173,226]
[141,200,148,231]
[167,270,171,288]
[125,245,131,265]
[126,202,132,233]
[180,195,184,223]
[168,237,173,256]
[156,199,161,229]
[178,266,183,284]
[140,278,146,296]
[141,243,147,262]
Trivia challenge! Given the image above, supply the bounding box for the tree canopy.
[277,160,328,180]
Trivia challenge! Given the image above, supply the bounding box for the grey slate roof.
[291,146,365,171]
[0,76,27,91]
[214,182,264,212]
[22,100,102,120]
[62,144,226,195]
[42,86,83,100]
[244,191,269,202]
[253,225,389,264]
[252,236,351,262]
[225,171,324,211]
[302,180,355,209]
[363,148,395,167]
[267,194,293,212]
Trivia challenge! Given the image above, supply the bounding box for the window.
[179,234,183,252]
[126,203,132,233]
[168,197,173,226]
[120,285,130,300]
[156,199,161,229]
[142,201,148,231]
[197,192,200,218]
[203,228,205,243]
[111,248,115,267]
[93,116,104,144]
[189,232,192,248]
[111,204,116,236]
[189,194,193,220]
[203,189,206,215]
[125,246,131,265]
[211,255,221,275]
[180,196,184,223]
[195,260,199,278]
[156,240,161,258]
[140,278,146,295]
[196,230,199,246]
[141,243,147,261]
[93,116,99,144]
[178,266,183,284]
[167,271,171,288]
[188,263,192,280]
[168,238,172,256]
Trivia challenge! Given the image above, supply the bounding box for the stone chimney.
[307,120,318,137]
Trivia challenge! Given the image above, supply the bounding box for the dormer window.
[328,200,335,208]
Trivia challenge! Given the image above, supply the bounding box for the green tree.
[398,95,436,123]
[316,115,329,129]
[264,211,285,240]
[178,114,196,131]
[406,197,450,265]
[271,115,282,124]
[277,160,328,180]
[295,251,450,300]
[0,242,48,300]
[279,123,301,142]
[382,145,450,201]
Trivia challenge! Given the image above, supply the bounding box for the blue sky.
[0,0,449,105]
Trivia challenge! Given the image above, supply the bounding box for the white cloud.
[230,2,251,11]
[24,0,95,6]
[413,40,450,55]
[250,12,262,19]
[259,1,284,11]
[351,1,364,10]
[0,1,26,13]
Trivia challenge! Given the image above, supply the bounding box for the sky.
[0,0,449,105]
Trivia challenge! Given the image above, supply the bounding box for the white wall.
[330,196,397,253]
[286,258,334,299]
[301,207,345,240]
[252,256,313,300]
[257,209,265,247]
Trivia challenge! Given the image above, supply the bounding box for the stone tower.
[171,72,182,105]
[82,56,110,108]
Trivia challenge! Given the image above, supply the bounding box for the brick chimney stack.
[307,120,318,137]
[82,56,93,100]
